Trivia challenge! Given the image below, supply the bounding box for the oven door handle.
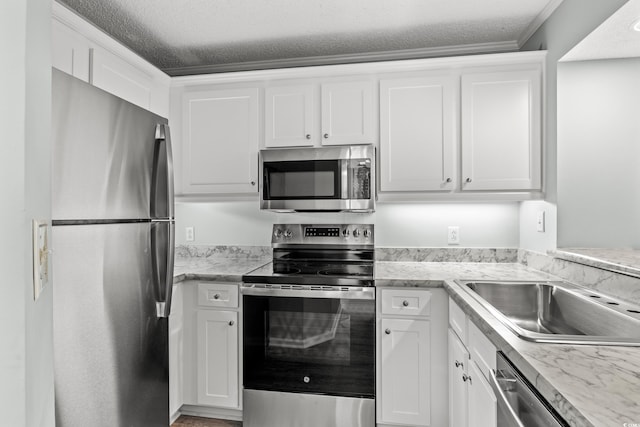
[241,285,375,300]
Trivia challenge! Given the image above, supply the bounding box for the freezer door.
[52,69,168,221]
[52,223,168,427]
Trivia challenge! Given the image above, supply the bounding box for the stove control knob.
[353,229,361,238]
[363,229,371,238]
[273,229,282,239]
[342,228,350,237]
[283,229,293,239]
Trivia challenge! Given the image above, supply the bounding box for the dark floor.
[172,415,242,427]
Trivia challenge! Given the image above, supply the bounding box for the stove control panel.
[272,224,374,246]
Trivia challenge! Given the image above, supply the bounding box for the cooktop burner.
[242,224,375,287]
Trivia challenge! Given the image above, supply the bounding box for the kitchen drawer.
[468,320,496,381]
[449,297,468,344]
[381,288,432,316]
[197,282,239,308]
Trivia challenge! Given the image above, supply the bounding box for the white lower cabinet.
[448,298,496,427]
[377,288,448,427]
[197,310,239,407]
[182,281,242,420]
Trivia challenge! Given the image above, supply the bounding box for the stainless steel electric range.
[241,224,375,427]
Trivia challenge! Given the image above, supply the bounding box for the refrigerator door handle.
[153,123,175,219]
[152,221,175,318]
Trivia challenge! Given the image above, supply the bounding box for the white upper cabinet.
[265,85,316,147]
[461,68,542,191]
[51,18,90,82]
[380,75,456,192]
[321,81,375,146]
[181,88,259,195]
[51,3,170,117]
[264,80,375,148]
[91,47,155,113]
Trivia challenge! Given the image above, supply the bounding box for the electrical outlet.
[447,226,460,245]
[185,226,195,242]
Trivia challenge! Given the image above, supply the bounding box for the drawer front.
[197,282,239,308]
[381,289,432,316]
[449,298,468,344]
[468,320,496,381]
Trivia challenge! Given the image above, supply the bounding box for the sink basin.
[456,280,640,346]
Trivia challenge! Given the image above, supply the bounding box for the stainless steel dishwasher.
[490,352,568,427]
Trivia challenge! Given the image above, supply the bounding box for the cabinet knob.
[229,320,235,326]
[323,133,329,139]
[385,328,391,335]
[455,360,463,368]
[213,294,220,300]
[465,178,472,183]
[251,181,256,186]
[445,178,452,183]
[462,374,471,383]
[306,134,311,140]
[303,376,311,383]
[402,300,409,307]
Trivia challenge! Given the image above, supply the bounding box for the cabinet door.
[461,69,542,191]
[169,285,184,418]
[380,318,430,426]
[448,329,469,427]
[265,85,315,147]
[91,47,155,112]
[51,19,90,82]
[467,360,497,427]
[380,76,456,192]
[196,310,239,408]
[321,81,374,146]
[182,88,259,194]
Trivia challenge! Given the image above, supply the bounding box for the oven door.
[242,286,375,399]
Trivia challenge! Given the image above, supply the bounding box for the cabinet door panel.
[468,360,497,427]
[91,47,154,111]
[461,69,541,191]
[196,310,239,408]
[265,85,315,147]
[380,318,430,425]
[448,329,469,427]
[182,88,259,194]
[380,76,455,192]
[321,81,374,146]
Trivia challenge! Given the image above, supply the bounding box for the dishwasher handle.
[489,368,526,427]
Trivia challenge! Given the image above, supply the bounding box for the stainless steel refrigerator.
[51,69,175,427]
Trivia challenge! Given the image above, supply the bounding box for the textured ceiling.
[562,0,640,61]
[56,0,563,76]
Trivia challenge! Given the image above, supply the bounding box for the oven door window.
[263,160,342,200]
[243,295,375,398]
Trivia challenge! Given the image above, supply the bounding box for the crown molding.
[517,0,565,47]
[164,41,519,77]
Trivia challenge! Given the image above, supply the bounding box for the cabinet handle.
[402,300,409,307]
[323,133,329,139]
[213,294,220,300]
[465,178,472,183]
[229,320,235,326]
[385,328,391,335]
[306,134,311,140]
[462,374,471,384]
[445,178,452,183]
[455,360,463,368]
[251,181,256,186]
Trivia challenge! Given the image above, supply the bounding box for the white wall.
[519,0,630,252]
[0,0,54,425]
[557,58,640,248]
[175,201,520,247]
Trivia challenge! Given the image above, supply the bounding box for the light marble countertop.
[551,248,640,278]
[173,256,640,427]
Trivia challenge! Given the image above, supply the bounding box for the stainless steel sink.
[456,280,640,346]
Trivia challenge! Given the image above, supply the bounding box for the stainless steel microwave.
[259,145,375,212]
